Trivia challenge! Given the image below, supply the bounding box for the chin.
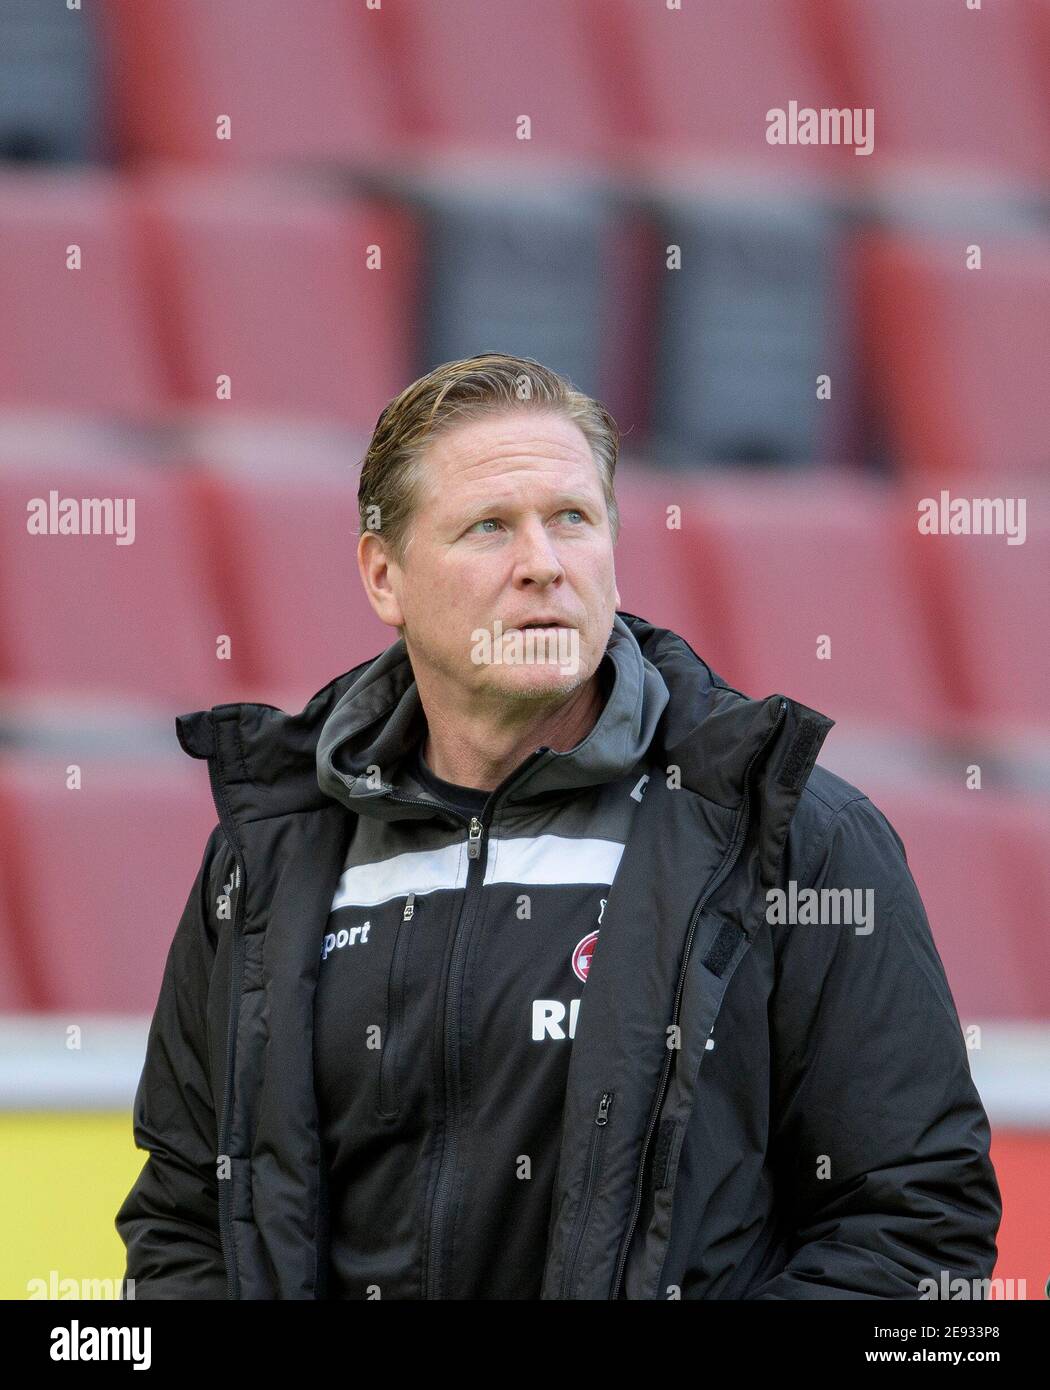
[487,663,589,703]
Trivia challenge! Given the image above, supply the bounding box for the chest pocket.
[378,892,419,1120]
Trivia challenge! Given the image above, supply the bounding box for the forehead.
[419,410,602,500]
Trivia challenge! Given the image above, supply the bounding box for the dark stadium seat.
[679,475,944,729]
[357,1,650,419]
[0,0,104,163]
[0,170,165,421]
[818,0,1050,188]
[0,460,238,707]
[132,169,420,430]
[598,2,852,465]
[643,193,848,467]
[0,756,216,1013]
[858,232,1050,484]
[97,0,404,169]
[864,780,1050,1020]
[186,463,393,703]
[412,183,628,419]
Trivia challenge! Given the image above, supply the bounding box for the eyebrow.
[457,494,595,523]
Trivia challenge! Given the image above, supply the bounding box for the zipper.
[424,811,487,1300]
[560,1090,614,1298]
[419,747,549,1300]
[608,699,788,1299]
[467,817,483,859]
[378,892,417,1118]
[205,752,248,1302]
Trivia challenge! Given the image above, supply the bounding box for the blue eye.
[468,510,584,535]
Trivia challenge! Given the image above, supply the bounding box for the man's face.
[362,410,621,708]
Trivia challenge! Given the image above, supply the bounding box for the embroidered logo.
[572,930,599,984]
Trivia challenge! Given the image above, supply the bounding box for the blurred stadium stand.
[0,0,1047,1296]
[858,232,1050,482]
[0,755,215,1013]
[817,0,1050,192]
[0,168,165,423]
[96,0,406,171]
[0,459,237,707]
[0,0,104,164]
[133,167,421,431]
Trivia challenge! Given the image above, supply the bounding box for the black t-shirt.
[410,743,490,819]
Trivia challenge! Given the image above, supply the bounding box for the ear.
[358,531,406,630]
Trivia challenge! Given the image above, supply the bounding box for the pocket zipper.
[378,893,416,1118]
[560,1090,614,1298]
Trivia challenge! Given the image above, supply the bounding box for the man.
[116,352,1001,1299]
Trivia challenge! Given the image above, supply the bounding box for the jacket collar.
[314,613,672,821]
[176,611,834,892]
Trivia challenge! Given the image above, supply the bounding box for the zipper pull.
[596,1091,613,1126]
[403,892,415,922]
[467,817,484,860]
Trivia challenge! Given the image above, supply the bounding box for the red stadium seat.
[97,0,405,169]
[612,467,734,676]
[0,912,29,1009]
[1028,0,1050,115]
[818,0,1050,188]
[186,463,393,703]
[0,796,35,1008]
[858,232,1050,484]
[387,0,618,167]
[988,1133,1050,1298]
[911,502,1050,731]
[605,0,851,177]
[0,460,237,706]
[132,169,420,430]
[0,756,216,1013]
[677,474,944,730]
[863,780,1050,1021]
[0,169,165,421]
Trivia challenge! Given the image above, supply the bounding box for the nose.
[511,517,564,589]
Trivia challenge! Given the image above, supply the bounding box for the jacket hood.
[175,610,834,893]
[314,613,672,821]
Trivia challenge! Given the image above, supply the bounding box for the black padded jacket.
[115,611,1001,1299]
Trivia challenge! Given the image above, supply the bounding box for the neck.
[417,667,609,791]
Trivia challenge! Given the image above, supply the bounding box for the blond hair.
[357,353,621,564]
